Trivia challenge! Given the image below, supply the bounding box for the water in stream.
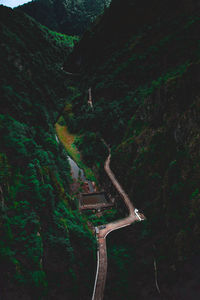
[67,156,94,192]
[55,134,94,192]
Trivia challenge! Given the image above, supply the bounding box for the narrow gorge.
[1,1,200,299]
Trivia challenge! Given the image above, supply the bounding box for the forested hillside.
[64,0,200,298]
[16,0,111,35]
[2,0,200,299]
[0,6,95,299]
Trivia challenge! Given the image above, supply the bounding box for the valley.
[1,1,200,299]
[56,119,144,300]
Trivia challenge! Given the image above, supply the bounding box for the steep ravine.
[2,0,200,299]
[55,121,145,300]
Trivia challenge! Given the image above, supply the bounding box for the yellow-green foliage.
[55,120,96,181]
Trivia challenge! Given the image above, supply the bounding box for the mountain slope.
[16,0,111,35]
[0,6,94,299]
[63,0,200,298]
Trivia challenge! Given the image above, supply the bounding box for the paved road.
[92,144,145,300]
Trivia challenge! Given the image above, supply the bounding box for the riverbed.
[67,155,94,193]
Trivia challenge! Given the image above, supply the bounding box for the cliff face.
[16,0,111,35]
[0,6,95,299]
[65,0,200,298]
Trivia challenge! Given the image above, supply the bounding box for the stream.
[55,134,94,193]
[67,156,94,193]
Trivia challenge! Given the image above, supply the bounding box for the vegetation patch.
[55,118,96,182]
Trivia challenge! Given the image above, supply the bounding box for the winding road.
[92,143,145,300]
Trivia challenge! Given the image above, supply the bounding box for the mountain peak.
[16,0,112,35]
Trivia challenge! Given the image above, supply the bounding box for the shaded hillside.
[0,6,95,299]
[64,0,200,299]
[16,0,111,35]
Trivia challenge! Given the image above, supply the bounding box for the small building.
[79,191,114,212]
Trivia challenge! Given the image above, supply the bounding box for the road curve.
[92,143,145,300]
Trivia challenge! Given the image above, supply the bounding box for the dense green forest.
[0,6,95,299]
[64,0,200,298]
[1,0,200,299]
[16,0,111,35]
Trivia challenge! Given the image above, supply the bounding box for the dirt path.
[92,144,145,300]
